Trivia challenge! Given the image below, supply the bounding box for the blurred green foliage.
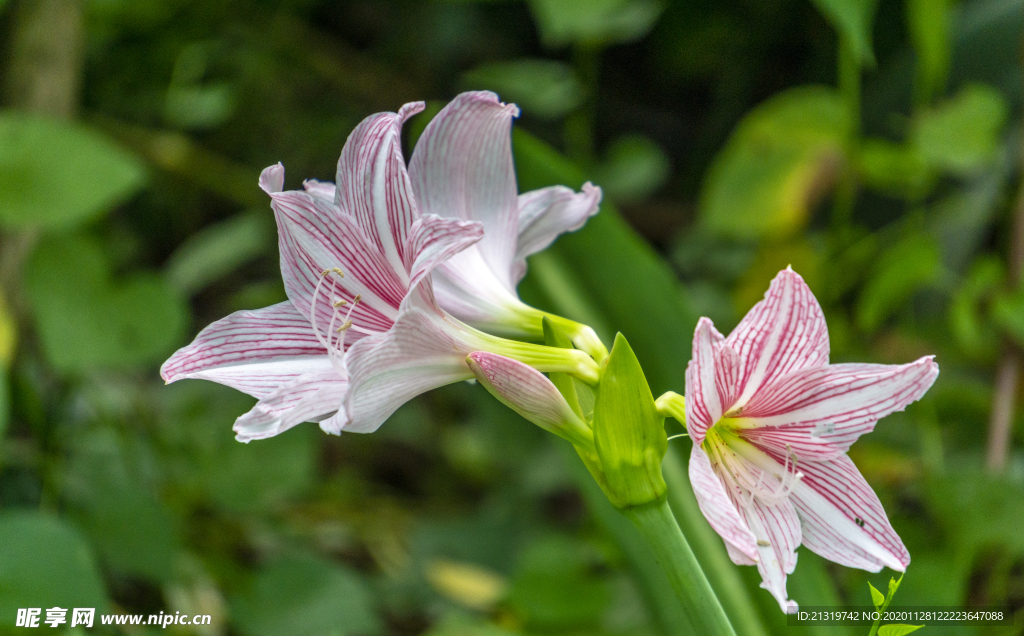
[1,0,1023,635]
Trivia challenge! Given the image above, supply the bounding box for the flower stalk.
[622,500,737,636]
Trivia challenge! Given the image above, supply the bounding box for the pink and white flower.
[161,96,599,441]
[409,92,605,357]
[683,268,938,612]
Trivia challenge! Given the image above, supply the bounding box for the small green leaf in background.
[868,581,885,609]
[506,535,611,632]
[991,289,1024,349]
[232,554,382,636]
[912,85,1008,175]
[528,0,665,47]
[24,234,188,372]
[592,134,671,204]
[78,481,180,582]
[878,625,924,636]
[949,256,1003,360]
[0,512,109,617]
[808,0,879,65]
[462,59,583,120]
[0,113,145,229]
[857,233,941,333]
[165,210,273,295]
[700,86,850,239]
[907,0,950,104]
[163,41,238,130]
[857,139,932,199]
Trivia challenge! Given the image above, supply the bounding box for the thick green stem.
[622,499,737,636]
[662,452,770,636]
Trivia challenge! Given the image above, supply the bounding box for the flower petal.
[510,183,602,284]
[740,497,801,613]
[160,301,328,398]
[727,268,829,409]
[404,214,484,302]
[343,307,478,433]
[790,454,909,572]
[303,179,336,202]
[233,369,348,442]
[684,318,724,443]
[408,91,521,290]
[689,444,759,562]
[739,357,939,459]
[335,102,425,279]
[271,187,402,332]
[467,351,591,447]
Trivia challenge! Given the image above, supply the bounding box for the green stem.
[662,452,770,636]
[622,499,737,636]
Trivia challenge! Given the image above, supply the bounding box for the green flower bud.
[591,333,668,509]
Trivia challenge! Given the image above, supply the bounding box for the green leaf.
[808,0,879,65]
[912,85,1008,175]
[856,233,941,333]
[591,333,667,509]
[857,138,932,199]
[462,59,583,120]
[77,482,179,582]
[878,625,924,636]
[699,86,850,239]
[592,134,671,204]
[990,290,1024,350]
[232,554,382,636]
[506,535,611,631]
[528,0,665,47]
[24,234,189,372]
[0,113,145,229]
[907,0,950,103]
[0,512,109,617]
[868,581,885,609]
[950,256,1003,360]
[165,211,273,295]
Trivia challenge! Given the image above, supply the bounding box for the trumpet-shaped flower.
[683,268,938,612]
[162,97,599,440]
[409,92,605,357]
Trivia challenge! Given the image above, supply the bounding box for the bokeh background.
[1,0,1023,634]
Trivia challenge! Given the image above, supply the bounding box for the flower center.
[309,268,367,376]
[703,426,802,507]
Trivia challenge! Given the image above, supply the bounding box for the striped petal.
[726,268,829,409]
[233,369,348,442]
[303,179,336,202]
[740,497,801,613]
[790,454,909,572]
[408,91,520,289]
[335,102,424,279]
[739,357,939,459]
[684,318,724,443]
[467,351,592,447]
[160,301,328,399]
[511,183,602,284]
[689,444,759,562]
[270,184,401,334]
[343,306,478,433]
[404,214,484,305]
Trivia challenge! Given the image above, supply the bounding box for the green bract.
[591,333,667,509]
